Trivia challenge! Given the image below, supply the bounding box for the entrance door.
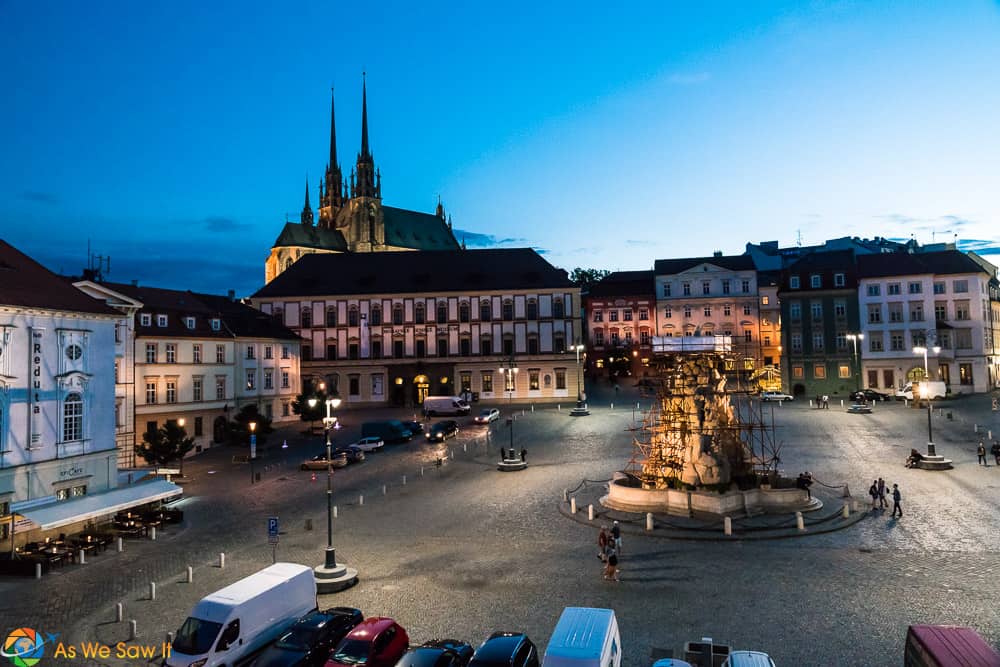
[414,375,430,404]
[882,369,894,390]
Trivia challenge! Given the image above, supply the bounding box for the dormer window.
[185,317,196,330]
[156,314,168,327]
[789,276,800,289]
[140,313,151,327]
[810,274,821,288]
[210,318,221,331]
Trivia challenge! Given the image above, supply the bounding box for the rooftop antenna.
[795,229,803,247]
[85,240,111,281]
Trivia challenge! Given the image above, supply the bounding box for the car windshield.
[331,639,371,665]
[275,626,318,650]
[172,617,222,655]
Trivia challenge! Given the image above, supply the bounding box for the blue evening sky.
[2,1,999,295]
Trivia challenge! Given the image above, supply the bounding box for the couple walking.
[869,477,902,517]
[597,521,622,581]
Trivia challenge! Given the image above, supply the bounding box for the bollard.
[842,503,850,519]
[150,526,156,541]
[420,467,425,477]
[450,449,455,459]
[79,549,85,565]
[724,517,732,536]
[219,552,225,568]
[570,497,577,514]
[796,511,805,531]
[402,475,407,486]
[531,404,535,412]
[636,402,640,410]
[463,443,467,452]
[588,504,594,521]
[842,483,851,498]
[646,512,653,531]
[35,563,42,580]
[382,484,387,496]
[149,582,156,600]
[522,409,525,416]
[778,399,783,407]
[610,402,614,410]
[116,602,123,622]
[359,495,364,506]
[558,404,561,411]
[974,423,978,433]
[333,505,338,518]
[166,632,174,645]
[129,620,137,641]
[117,537,124,552]
[840,399,844,407]
[988,430,992,440]
[904,399,908,407]
[851,498,860,512]
[809,399,813,407]
[563,488,569,502]
[186,566,193,583]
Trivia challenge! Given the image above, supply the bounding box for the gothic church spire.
[354,73,379,199]
[301,176,314,226]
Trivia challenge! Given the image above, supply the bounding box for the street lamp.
[498,357,518,457]
[913,345,941,457]
[248,421,257,485]
[846,333,865,392]
[314,395,356,592]
[570,343,590,416]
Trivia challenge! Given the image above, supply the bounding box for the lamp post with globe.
[569,343,590,416]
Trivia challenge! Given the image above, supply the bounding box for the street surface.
[2,384,999,665]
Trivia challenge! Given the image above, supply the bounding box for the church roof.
[271,222,348,251]
[382,206,460,250]
[0,240,120,316]
[252,248,572,299]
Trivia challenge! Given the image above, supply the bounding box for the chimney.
[228,289,236,302]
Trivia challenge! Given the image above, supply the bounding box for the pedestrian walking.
[991,440,1000,466]
[891,483,902,518]
[868,480,879,510]
[822,395,830,409]
[603,550,619,582]
[597,527,609,562]
[611,520,622,554]
[520,447,527,462]
[877,477,887,509]
[977,439,988,466]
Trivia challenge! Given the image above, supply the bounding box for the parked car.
[542,607,620,667]
[401,420,424,436]
[253,607,363,667]
[333,445,366,464]
[301,453,348,470]
[468,633,539,667]
[721,651,776,667]
[760,391,793,402]
[474,409,501,424]
[395,639,474,667]
[850,388,891,402]
[326,617,409,667]
[352,436,385,452]
[362,420,413,443]
[426,420,459,442]
[423,396,472,417]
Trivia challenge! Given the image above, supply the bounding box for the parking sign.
[268,516,279,544]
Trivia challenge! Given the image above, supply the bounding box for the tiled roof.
[382,207,460,250]
[192,293,301,340]
[781,249,858,291]
[654,254,756,274]
[252,248,573,298]
[857,250,991,278]
[587,271,654,298]
[0,240,120,315]
[271,222,348,251]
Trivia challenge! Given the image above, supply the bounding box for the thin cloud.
[203,216,251,232]
[454,229,529,248]
[20,190,59,205]
[667,72,710,85]
[958,239,1000,255]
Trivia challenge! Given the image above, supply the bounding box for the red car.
[325,617,409,667]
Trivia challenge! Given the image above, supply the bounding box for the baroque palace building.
[264,79,461,284]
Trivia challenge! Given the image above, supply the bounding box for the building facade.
[252,249,582,408]
[779,250,862,398]
[654,255,762,387]
[857,250,999,394]
[265,81,460,284]
[584,271,655,379]
[756,271,783,391]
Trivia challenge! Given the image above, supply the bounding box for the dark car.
[334,445,366,464]
[850,388,891,403]
[254,607,363,667]
[467,633,539,667]
[394,639,473,667]
[401,420,423,436]
[426,420,459,442]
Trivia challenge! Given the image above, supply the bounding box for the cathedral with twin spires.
[265,78,461,284]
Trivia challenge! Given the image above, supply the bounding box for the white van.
[721,651,776,667]
[423,395,471,417]
[895,380,947,400]
[166,562,317,667]
[542,607,621,667]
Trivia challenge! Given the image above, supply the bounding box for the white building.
[857,250,999,394]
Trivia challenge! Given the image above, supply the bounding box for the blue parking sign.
[268,517,279,543]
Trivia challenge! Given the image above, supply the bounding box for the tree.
[292,388,328,432]
[226,404,273,448]
[136,421,195,474]
[569,267,611,291]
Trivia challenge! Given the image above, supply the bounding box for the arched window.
[480,335,492,356]
[348,306,359,327]
[502,300,514,320]
[273,306,284,323]
[526,299,538,320]
[326,306,337,327]
[395,303,406,325]
[553,298,565,318]
[527,334,539,354]
[436,301,448,324]
[301,307,312,328]
[369,304,382,326]
[414,302,425,324]
[480,300,492,322]
[63,392,83,441]
[283,258,293,271]
[459,302,470,323]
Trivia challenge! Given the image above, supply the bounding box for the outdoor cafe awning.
[15,480,182,531]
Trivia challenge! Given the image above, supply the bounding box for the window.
[955,301,970,320]
[910,303,924,321]
[140,313,151,327]
[813,364,826,379]
[555,368,567,390]
[210,318,221,331]
[908,282,922,295]
[703,306,712,317]
[481,371,494,393]
[281,370,290,389]
[264,369,273,390]
[938,331,952,349]
[372,374,384,397]
[527,336,539,354]
[348,307,359,327]
[302,345,312,361]
[955,328,973,349]
[810,275,821,288]
[166,381,176,403]
[743,303,753,316]
[504,369,516,392]
[415,339,426,358]
[459,371,472,393]
[789,276,800,289]
[683,306,692,318]
[744,330,753,342]
[834,273,845,287]
[528,369,540,391]
[640,330,650,345]
[245,345,254,360]
[414,303,424,324]
[502,301,514,320]
[741,279,751,293]
[146,381,157,404]
[723,305,732,317]
[194,416,203,436]
[867,284,881,297]
[301,307,312,328]
[791,333,802,353]
[145,343,157,363]
[834,300,846,318]
[867,304,882,324]
[890,332,905,351]
[245,370,255,390]
[114,360,120,382]
[702,281,710,295]
[502,336,514,356]
[281,345,290,359]
[869,332,884,352]
[625,330,633,344]
[438,301,450,323]
[761,296,769,305]
[396,340,406,357]
[593,309,603,322]
[370,304,382,326]
[812,333,823,351]
[216,377,226,400]
[594,330,604,345]
[639,308,649,320]
[348,343,359,360]
[437,338,449,357]
[933,282,946,295]
[216,345,225,363]
[63,392,83,441]
[453,301,468,323]
[789,302,801,321]
[662,283,672,297]
[888,303,903,323]
[371,340,382,359]
[838,364,851,378]
[664,307,672,319]
[157,314,168,327]
[553,299,565,318]
[480,300,492,321]
[722,280,731,295]
[959,363,973,385]
[623,308,633,321]
[193,344,202,363]
[349,375,360,396]
[326,307,338,326]
[682,282,691,296]
[934,303,948,321]
[273,306,284,323]
[911,331,926,348]
[792,365,804,379]
[193,377,203,401]
[609,310,619,322]
[836,333,847,351]
[887,283,901,295]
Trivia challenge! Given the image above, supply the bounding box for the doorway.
[414,375,430,404]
